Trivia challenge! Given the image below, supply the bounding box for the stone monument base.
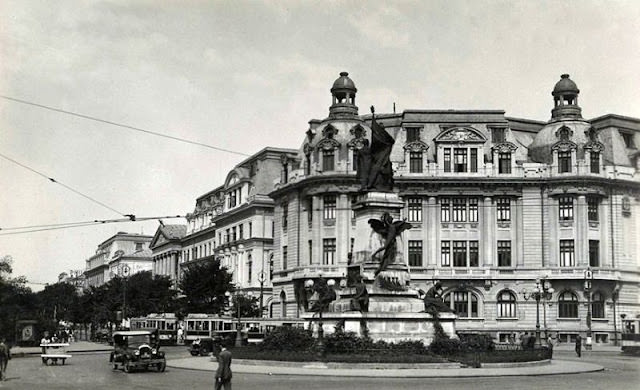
[302,312,457,345]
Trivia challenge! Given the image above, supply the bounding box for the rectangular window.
[352,149,358,171]
[453,241,467,267]
[470,149,478,173]
[247,258,252,284]
[409,151,423,173]
[408,240,423,267]
[558,151,571,173]
[454,148,467,172]
[323,238,336,265]
[558,197,574,221]
[622,132,635,148]
[468,198,478,222]
[469,241,479,267]
[407,197,422,222]
[225,229,230,243]
[452,198,467,222]
[323,195,336,220]
[440,198,450,222]
[282,246,288,270]
[307,199,313,224]
[322,149,335,171]
[441,241,451,266]
[590,151,600,173]
[248,222,252,238]
[589,240,600,267]
[443,148,451,173]
[497,240,512,267]
[498,152,512,174]
[232,227,237,242]
[497,198,511,222]
[559,240,575,267]
[239,224,244,240]
[587,197,599,222]
[453,292,469,317]
[308,240,313,265]
[406,127,420,142]
[282,202,288,231]
[351,195,357,220]
[305,155,311,175]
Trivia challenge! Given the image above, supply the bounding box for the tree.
[0,255,37,344]
[178,259,233,314]
[120,271,177,317]
[36,282,78,324]
[231,294,261,318]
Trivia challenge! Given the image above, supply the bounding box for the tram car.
[621,316,640,355]
[130,313,179,345]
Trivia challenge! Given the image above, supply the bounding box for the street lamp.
[523,277,554,346]
[225,290,252,347]
[258,271,266,318]
[305,277,336,359]
[584,268,593,350]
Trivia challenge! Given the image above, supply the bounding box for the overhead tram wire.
[0,152,126,217]
[0,95,251,157]
[0,215,185,236]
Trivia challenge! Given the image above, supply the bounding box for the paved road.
[1,348,637,390]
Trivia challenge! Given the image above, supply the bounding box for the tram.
[183,313,306,343]
[621,316,640,355]
[130,313,179,345]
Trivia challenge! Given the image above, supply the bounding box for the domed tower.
[551,74,582,122]
[329,71,358,119]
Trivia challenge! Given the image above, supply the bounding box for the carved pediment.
[584,141,604,152]
[491,142,518,153]
[322,124,338,139]
[349,124,366,138]
[552,140,577,151]
[347,137,368,150]
[556,126,573,141]
[436,127,486,143]
[317,137,341,150]
[403,140,429,152]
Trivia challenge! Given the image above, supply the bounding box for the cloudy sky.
[1,0,639,289]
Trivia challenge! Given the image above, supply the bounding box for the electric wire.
[0,95,251,157]
[0,152,127,217]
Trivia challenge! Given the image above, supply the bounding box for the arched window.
[558,291,579,318]
[592,292,605,319]
[497,290,517,318]
[280,291,287,318]
[444,290,479,318]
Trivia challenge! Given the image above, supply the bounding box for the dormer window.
[622,132,636,148]
[558,151,571,173]
[322,149,335,171]
[498,152,511,174]
[436,127,486,175]
[492,128,506,143]
[590,151,600,173]
[410,151,423,173]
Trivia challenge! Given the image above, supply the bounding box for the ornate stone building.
[150,223,187,287]
[269,72,640,344]
[178,147,297,315]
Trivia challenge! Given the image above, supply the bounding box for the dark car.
[109,330,166,373]
[189,337,218,356]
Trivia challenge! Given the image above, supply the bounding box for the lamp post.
[226,290,252,347]
[258,271,266,317]
[305,277,335,359]
[584,268,593,350]
[523,277,554,346]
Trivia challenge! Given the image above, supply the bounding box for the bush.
[258,326,314,352]
[323,330,373,354]
[429,337,462,355]
[459,333,495,352]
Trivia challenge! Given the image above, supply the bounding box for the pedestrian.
[575,334,582,357]
[177,327,184,345]
[0,337,10,381]
[215,343,232,390]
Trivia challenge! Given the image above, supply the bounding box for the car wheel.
[113,363,118,370]
[123,359,131,373]
[157,360,166,372]
[200,347,209,356]
[190,351,198,356]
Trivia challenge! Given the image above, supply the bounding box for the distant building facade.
[84,232,153,288]
[269,72,640,344]
[149,223,187,287]
[178,147,297,315]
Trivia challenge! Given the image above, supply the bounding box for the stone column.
[483,196,494,266]
[312,195,322,265]
[427,196,438,266]
[515,196,525,267]
[337,194,350,265]
[576,195,588,266]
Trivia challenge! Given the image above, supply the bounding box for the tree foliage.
[231,294,261,318]
[178,259,233,314]
[0,255,37,343]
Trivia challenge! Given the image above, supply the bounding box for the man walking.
[575,334,582,357]
[0,337,10,381]
[215,344,232,390]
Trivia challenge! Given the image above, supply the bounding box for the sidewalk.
[168,356,604,378]
[9,341,112,357]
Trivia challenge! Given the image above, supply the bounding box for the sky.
[1,0,639,290]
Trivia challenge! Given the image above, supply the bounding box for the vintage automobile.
[109,330,166,373]
[189,337,218,356]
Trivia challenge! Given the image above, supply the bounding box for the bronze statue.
[349,274,369,312]
[420,282,456,315]
[368,212,412,275]
[357,106,395,192]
